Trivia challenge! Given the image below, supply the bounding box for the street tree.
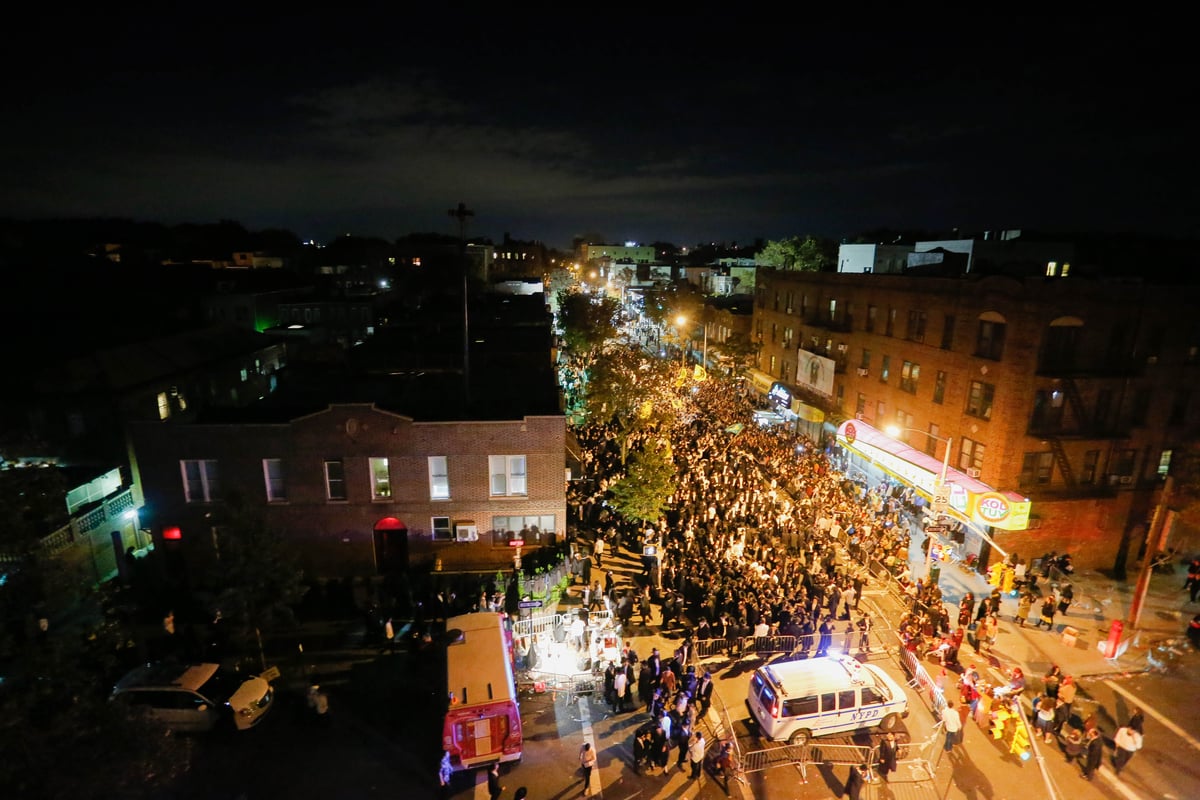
[607,437,677,524]
[206,489,307,670]
[713,330,760,376]
[557,288,621,359]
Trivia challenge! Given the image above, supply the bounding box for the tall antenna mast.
[448,202,474,410]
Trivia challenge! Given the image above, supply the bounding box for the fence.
[512,609,613,639]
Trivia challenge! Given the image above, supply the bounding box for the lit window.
[240,368,249,382]
[489,455,527,496]
[370,457,391,500]
[157,392,171,420]
[180,460,219,503]
[966,381,995,419]
[429,456,450,500]
[263,458,287,502]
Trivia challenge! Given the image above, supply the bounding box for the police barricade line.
[741,740,875,777]
[883,724,940,786]
[512,612,563,639]
[898,643,948,717]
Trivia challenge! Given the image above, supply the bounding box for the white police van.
[746,655,908,745]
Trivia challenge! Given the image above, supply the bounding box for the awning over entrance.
[835,419,1031,531]
[748,368,775,395]
[795,402,825,423]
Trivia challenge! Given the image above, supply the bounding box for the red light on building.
[163,526,182,541]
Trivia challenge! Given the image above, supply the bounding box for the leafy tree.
[713,330,760,376]
[607,437,677,524]
[756,236,836,272]
[556,289,620,359]
[0,471,194,799]
[206,490,307,670]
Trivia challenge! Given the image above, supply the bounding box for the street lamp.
[676,314,709,370]
[885,425,952,583]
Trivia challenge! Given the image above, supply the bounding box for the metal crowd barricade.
[740,739,874,779]
[749,635,797,656]
[898,640,948,717]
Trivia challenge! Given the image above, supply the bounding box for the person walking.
[487,761,504,800]
[580,742,598,795]
[1185,557,1200,603]
[942,698,963,752]
[843,763,869,800]
[877,731,899,781]
[1082,727,1104,780]
[438,751,454,799]
[1036,594,1057,630]
[1015,591,1033,627]
[688,731,706,779]
[1113,724,1143,774]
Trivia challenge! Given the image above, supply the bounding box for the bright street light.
[676,314,709,370]
[885,425,952,584]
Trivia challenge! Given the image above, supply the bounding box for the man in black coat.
[1082,728,1104,780]
[877,731,899,781]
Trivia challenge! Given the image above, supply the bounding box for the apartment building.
[129,401,567,579]
[754,254,1200,571]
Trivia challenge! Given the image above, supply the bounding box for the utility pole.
[448,202,474,410]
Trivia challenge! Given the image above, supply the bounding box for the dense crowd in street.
[559,358,1150,787]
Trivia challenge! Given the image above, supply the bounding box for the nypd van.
[746,655,908,745]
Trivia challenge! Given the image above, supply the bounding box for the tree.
[206,490,307,670]
[0,470,194,799]
[756,236,835,272]
[556,289,620,358]
[607,438,677,524]
[713,330,760,376]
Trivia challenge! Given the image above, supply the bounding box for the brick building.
[753,255,1200,572]
[128,401,567,579]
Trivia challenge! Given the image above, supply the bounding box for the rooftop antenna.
[448,203,474,410]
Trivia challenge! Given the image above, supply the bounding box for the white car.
[111,662,275,733]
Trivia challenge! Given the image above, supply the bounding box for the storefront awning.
[835,419,1031,531]
[795,402,825,423]
[748,368,775,394]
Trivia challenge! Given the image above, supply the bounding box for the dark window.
[821,692,837,712]
[880,355,890,383]
[933,371,946,404]
[941,314,956,350]
[906,310,927,343]
[866,306,877,334]
[838,690,857,709]
[976,320,1006,360]
[1170,390,1190,425]
[1081,450,1100,484]
[861,686,886,705]
[785,695,819,716]
[1021,452,1054,485]
[885,308,897,337]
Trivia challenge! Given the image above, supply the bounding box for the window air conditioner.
[455,524,478,542]
[856,368,869,377]
[1119,476,1134,485]
[966,468,982,478]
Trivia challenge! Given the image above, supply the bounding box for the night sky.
[3,12,1194,249]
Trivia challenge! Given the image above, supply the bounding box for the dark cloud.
[0,14,1195,248]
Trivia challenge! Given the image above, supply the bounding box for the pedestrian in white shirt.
[942,699,963,751]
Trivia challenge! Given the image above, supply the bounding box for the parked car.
[111,661,274,733]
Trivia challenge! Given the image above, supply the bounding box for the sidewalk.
[914,525,1192,683]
